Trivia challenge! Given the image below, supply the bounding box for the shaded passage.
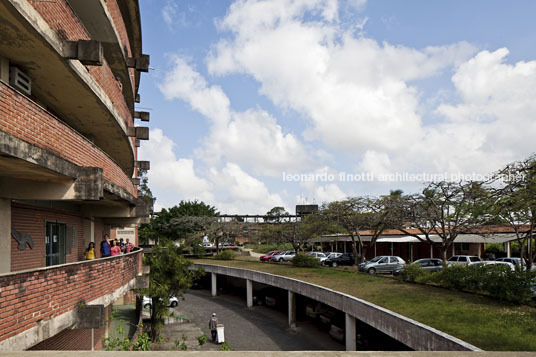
[179,290,343,351]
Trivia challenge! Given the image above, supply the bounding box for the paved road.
[176,290,344,351]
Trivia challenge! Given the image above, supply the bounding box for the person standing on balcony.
[125,238,133,253]
[118,238,126,253]
[209,313,218,342]
[85,242,95,260]
[110,240,121,256]
[101,234,111,258]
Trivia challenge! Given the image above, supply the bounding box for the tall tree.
[142,242,202,341]
[265,206,289,223]
[488,156,536,267]
[397,180,487,263]
[323,197,368,265]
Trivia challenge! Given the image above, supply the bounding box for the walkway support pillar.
[246,279,253,308]
[211,273,217,297]
[288,291,296,329]
[345,313,356,351]
[0,198,11,274]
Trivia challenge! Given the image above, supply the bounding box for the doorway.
[45,222,66,266]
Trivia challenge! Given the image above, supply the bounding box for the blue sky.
[137,0,536,214]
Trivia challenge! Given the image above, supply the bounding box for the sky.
[137,0,536,214]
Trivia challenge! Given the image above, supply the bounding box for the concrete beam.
[126,54,150,72]
[246,279,253,308]
[211,273,217,297]
[131,178,141,186]
[77,305,105,329]
[345,313,356,351]
[64,40,103,66]
[134,111,150,122]
[288,291,296,329]
[127,127,149,140]
[0,170,103,201]
[0,199,11,274]
[135,161,150,170]
[102,217,148,226]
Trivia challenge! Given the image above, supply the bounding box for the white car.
[306,251,327,263]
[143,296,179,308]
[447,255,481,266]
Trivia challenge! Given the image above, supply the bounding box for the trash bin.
[216,324,225,343]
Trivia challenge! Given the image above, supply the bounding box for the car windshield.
[369,256,382,263]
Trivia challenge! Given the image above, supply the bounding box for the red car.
[260,250,282,262]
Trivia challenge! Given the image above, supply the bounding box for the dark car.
[324,253,355,267]
[394,258,443,275]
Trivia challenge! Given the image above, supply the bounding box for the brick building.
[0,0,150,350]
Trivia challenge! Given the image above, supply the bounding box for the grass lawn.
[193,258,536,351]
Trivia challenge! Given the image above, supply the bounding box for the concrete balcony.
[0,250,144,351]
[0,0,137,176]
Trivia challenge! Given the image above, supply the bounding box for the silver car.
[447,255,481,266]
[271,250,296,262]
[358,256,406,274]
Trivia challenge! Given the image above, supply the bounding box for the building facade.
[0,0,150,350]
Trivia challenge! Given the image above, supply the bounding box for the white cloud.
[139,128,213,202]
[159,56,314,176]
[207,0,477,156]
[209,163,287,213]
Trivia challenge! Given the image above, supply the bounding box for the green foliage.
[253,243,293,254]
[215,250,236,260]
[191,237,206,256]
[485,243,505,255]
[103,323,152,351]
[140,200,219,245]
[197,334,207,346]
[430,264,536,304]
[220,342,231,351]
[398,264,431,283]
[265,206,289,222]
[143,243,204,340]
[292,253,321,267]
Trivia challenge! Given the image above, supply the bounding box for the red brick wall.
[0,82,136,196]
[0,250,142,345]
[29,0,134,130]
[11,203,84,272]
[104,0,137,96]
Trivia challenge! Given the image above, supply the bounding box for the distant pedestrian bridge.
[193,263,480,352]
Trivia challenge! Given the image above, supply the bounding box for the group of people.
[84,234,134,259]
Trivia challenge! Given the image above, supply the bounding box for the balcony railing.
[0,250,143,347]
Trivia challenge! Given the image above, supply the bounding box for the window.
[389,257,398,263]
[379,257,388,264]
[45,222,67,266]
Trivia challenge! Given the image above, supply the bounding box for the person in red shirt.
[110,239,121,256]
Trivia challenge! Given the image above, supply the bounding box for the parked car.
[324,253,355,267]
[394,258,443,275]
[470,260,516,271]
[259,250,282,262]
[142,296,179,308]
[324,252,343,260]
[358,256,406,274]
[495,257,521,266]
[328,312,346,343]
[271,250,296,262]
[447,255,481,266]
[306,251,328,263]
[305,302,328,319]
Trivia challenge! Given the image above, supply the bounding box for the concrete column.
[0,57,9,83]
[83,217,95,248]
[246,279,253,308]
[345,313,356,351]
[0,198,11,273]
[211,273,217,297]
[288,291,296,329]
[506,241,511,257]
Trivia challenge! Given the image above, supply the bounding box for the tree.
[142,242,203,341]
[488,156,536,267]
[140,200,219,245]
[397,180,487,263]
[322,197,368,265]
[265,206,289,223]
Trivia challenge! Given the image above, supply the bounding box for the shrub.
[220,342,231,351]
[398,264,430,283]
[291,253,321,268]
[197,334,207,346]
[214,250,236,260]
